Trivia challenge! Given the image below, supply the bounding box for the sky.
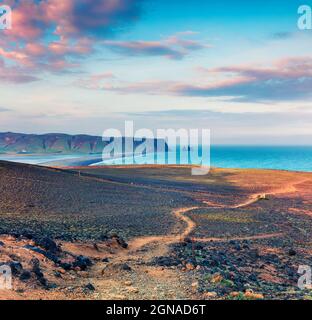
[0,0,312,144]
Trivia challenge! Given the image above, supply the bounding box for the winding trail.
[63,175,312,262]
[122,207,198,258]
[126,205,283,254]
[55,172,312,299]
[109,177,310,258]
[62,176,312,282]
[123,177,312,253]
[83,184,292,299]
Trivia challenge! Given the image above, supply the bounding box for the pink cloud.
[0,1,206,83]
[4,0,47,40]
[41,0,142,38]
[0,48,28,64]
[4,0,141,40]
[48,38,93,56]
[0,0,142,81]
[25,43,47,57]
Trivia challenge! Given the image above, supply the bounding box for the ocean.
[209,146,312,172]
[1,146,312,172]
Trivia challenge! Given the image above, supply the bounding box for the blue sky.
[1,0,312,144]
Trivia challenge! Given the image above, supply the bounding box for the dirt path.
[127,207,198,253]
[215,178,311,210]
[77,207,200,300]
[85,196,282,299]
[77,176,312,299]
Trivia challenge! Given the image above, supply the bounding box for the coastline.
[2,145,312,172]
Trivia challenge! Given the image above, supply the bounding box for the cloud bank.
[82,57,312,103]
[0,0,143,82]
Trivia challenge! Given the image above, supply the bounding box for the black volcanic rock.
[73,256,93,271]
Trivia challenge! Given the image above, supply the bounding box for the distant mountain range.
[0,132,167,154]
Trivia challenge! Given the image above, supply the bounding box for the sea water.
[1,146,312,172]
[94,146,312,172]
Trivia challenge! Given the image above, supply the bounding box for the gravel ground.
[1,162,312,300]
[0,161,196,241]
